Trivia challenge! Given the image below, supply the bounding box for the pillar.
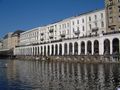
[85,41,87,55]
[110,40,113,54]
[92,41,94,55]
[78,42,81,55]
[62,43,64,55]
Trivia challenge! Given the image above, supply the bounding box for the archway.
[74,42,78,55]
[48,45,50,56]
[64,43,67,55]
[94,40,99,55]
[55,44,58,55]
[81,41,85,55]
[104,39,110,54]
[69,43,73,55]
[87,41,92,55]
[38,47,39,55]
[41,46,43,55]
[51,45,54,55]
[44,46,46,56]
[59,44,62,55]
[112,38,119,54]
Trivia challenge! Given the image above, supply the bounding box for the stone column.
[46,45,48,56]
[54,44,56,55]
[92,41,94,55]
[67,43,69,55]
[99,39,104,55]
[110,40,113,54]
[78,42,81,55]
[50,45,52,56]
[85,41,87,55]
[62,43,64,55]
[58,44,59,55]
[72,43,74,55]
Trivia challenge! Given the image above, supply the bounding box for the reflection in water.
[0,60,120,90]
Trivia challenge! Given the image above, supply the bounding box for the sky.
[0,0,104,37]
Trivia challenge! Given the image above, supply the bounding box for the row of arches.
[16,38,119,56]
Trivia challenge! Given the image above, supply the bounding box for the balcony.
[49,29,54,33]
[74,30,80,35]
[92,27,99,32]
[60,33,65,37]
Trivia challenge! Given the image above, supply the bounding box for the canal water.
[0,59,120,90]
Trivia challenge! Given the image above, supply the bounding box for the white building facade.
[14,9,120,56]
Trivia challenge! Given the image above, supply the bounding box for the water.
[0,59,120,90]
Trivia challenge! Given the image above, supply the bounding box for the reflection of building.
[14,1,120,56]
[105,0,120,32]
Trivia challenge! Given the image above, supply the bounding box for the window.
[77,20,79,24]
[77,27,79,31]
[109,17,113,23]
[59,25,61,29]
[89,24,91,29]
[119,16,120,21]
[118,6,120,12]
[101,21,104,27]
[82,19,84,23]
[89,17,91,21]
[95,15,97,20]
[101,13,103,18]
[82,26,84,31]
[67,23,69,27]
[72,21,74,25]
[95,22,97,27]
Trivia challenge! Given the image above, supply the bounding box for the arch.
[41,46,43,55]
[112,38,119,54]
[44,46,46,56]
[33,47,35,56]
[94,40,99,54]
[38,47,39,55]
[74,42,78,55]
[81,41,85,55]
[104,39,110,54]
[48,45,50,56]
[55,44,58,55]
[51,45,54,55]
[35,47,37,56]
[69,43,73,55]
[87,41,92,55]
[64,43,67,55]
[59,44,62,55]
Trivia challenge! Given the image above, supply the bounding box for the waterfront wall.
[15,55,120,63]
